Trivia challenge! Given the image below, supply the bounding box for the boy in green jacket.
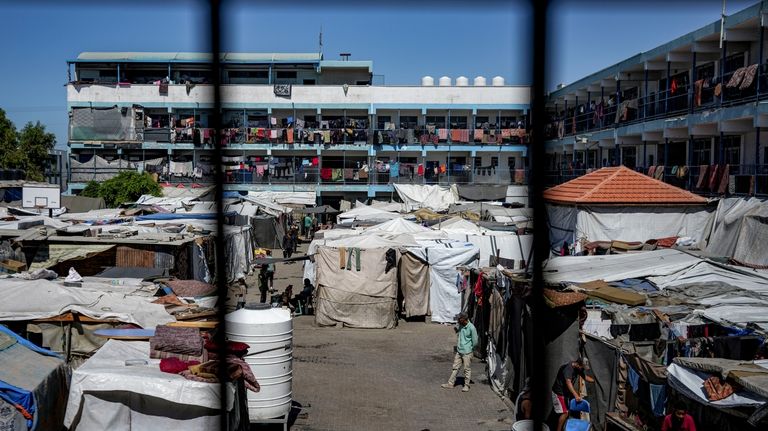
[441,312,478,392]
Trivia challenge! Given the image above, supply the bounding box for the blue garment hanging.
[649,384,667,417]
[627,366,640,393]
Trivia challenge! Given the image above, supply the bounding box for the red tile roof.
[543,166,708,205]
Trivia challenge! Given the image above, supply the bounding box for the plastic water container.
[225,303,293,420]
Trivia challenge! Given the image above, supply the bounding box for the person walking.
[265,250,275,290]
[552,358,594,431]
[441,312,478,392]
[282,233,294,259]
[258,265,269,303]
[291,227,299,254]
[303,214,313,240]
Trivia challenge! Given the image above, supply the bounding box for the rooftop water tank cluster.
[420,75,505,86]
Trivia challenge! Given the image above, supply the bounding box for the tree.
[17,121,56,181]
[81,171,162,207]
[0,108,56,181]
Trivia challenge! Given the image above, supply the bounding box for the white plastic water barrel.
[225,303,293,420]
[511,420,550,431]
[439,76,452,86]
[456,76,469,86]
[492,76,506,86]
[474,76,487,86]
[421,76,434,86]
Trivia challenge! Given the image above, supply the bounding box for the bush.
[81,171,161,207]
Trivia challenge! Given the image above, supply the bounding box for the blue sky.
[0,0,760,148]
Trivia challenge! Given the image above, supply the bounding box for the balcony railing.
[546,63,767,141]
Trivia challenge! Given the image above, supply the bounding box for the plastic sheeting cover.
[667,363,766,406]
[393,184,460,212]
[64,339,233,429]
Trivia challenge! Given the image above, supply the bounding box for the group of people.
[439,316,696,431]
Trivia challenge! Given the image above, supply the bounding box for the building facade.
[66,52,529,206]
[545,1,768,196]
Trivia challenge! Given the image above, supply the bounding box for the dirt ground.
[227,242,512,431]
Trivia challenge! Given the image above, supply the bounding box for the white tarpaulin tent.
[393,184,459,212]
[336,202,402,224]
[65,339,234,430]
[0,279,174,328]
[246,191,316,206]
[408,240,479,323]
[546,204,714,249]
[706,197,768,267]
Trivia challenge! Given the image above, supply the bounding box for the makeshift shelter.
[705,197,768,267]
[393,184,459,212]
[64,339,237,430]
[336,202,402,225]
[60,196,106,214]
[313,235,405,328]
[544,166,713,252]
[0,325,69,431]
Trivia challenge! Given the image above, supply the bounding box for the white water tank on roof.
[474,76,487,86]
[225,303,293,420]
[439,76,452,86]
[421,76,434,86]
[492,76,505,86]
[456,76,469,86]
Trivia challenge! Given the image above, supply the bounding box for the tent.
[393,184,459,212]
[407,239,480,323]
[64,339,237,430]
[60,195,106,214]
[0,325,69,431]
[313,235,404,329]
[706,197,768,267]
[336,202,402,224]
[544,166,713,251]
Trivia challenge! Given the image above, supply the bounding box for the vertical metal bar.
[691,51,697,113]
[719,131,725,164]
[756,126,762,181]
[586,91,591,129]
[268,64,273,85]
[644,68,649,119]
[720,40,727,106]
[117,64,120,85]
[644,140,648,169]
[687,135,694,190]
[759,24,765,97]
[574,96,578,132]
[664,137,670,181]
[600,86,605,127]
[665,61,671,113]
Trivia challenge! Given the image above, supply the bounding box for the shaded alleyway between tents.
[241,244,512,431]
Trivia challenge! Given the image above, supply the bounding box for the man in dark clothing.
[258,266,269,303]
[552,358,594,431]
[291,228,299,254]
[283,234,294,259]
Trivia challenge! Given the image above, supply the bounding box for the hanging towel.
[474,129,484,141]
[417,164,424,176]
[339,247,347,269]
[627,366,640,393]
[346,248,354,271]
[647,166,656,177]
[450,129,461,142]
[708,164,720,191]
[320,168,333,180]
[654,165,665,180]
[740,64,759,90]
[344,168,354,180]
[717,164,730,194]
[438,128,448,140]
[331,168,343,181]
[649,384,667,417]
[695,165,709,189]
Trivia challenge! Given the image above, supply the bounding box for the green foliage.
[0,108,56,181]
[81,171,162,207]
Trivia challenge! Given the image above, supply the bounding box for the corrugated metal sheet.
[115,246,155,268]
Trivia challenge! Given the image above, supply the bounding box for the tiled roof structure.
[543,166,708,205]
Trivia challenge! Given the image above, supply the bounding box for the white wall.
[68,84,530,107]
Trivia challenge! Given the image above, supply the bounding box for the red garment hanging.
[473,274,484,306]
[670,78,678,95]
